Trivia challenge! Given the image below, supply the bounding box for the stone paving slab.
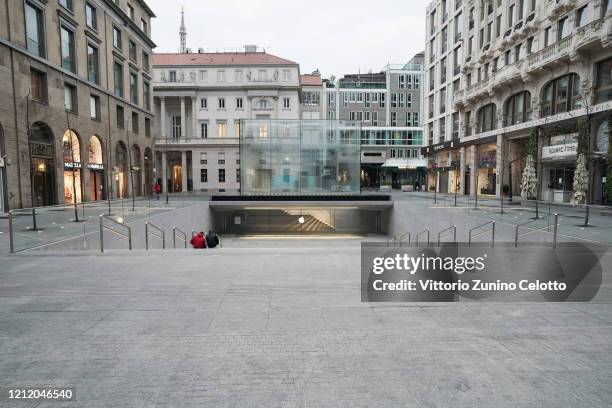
[0,246,611,407]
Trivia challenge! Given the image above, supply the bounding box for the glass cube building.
[240,120,361,195]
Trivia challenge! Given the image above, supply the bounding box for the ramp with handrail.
[99,215,132,253]
[415,228,430,247]
[468,221,495,247]
[173,227,187,249]
[437,225,457,246]
[145,222,165,250]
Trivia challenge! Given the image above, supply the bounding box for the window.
[169,71,176,82]
[129,40,137,61]
[302,92,320,106]
[476,103,497,133]
[200,152,207,165]
[200,169,208,183]
[576,7,587,28]
[217,121,227,138]
[130,72,138,104]
[201,122,208,138]
[113,62,123,97]
[236,97,243,109]
[218,98,225,109]
[113,27,122,50]
[372,111,378,126]
[89,95,100,120]
[171,116,181,138]
[504,91,531,126]
[131,112,138,133]
[283,97,290,109]
[558,17,570,41]
[145,117,151,137]
[544,26,552,47]
[116,105,124,129]
[413,112,419,127]
[218,169,225,183]
[235,120,241,137]
[440,87,447,114]
[541,74,581,117]
[142,51,151,72]
[596,57,612,103]
[140,19,147,34]
[199,70,208,81]
[452,112,459,139]
[25,2,45,57]
[235,70,244,82]
[200,98,207,109]
[87,44,99,84]
[283,69,290,81]
[85,3,97,30]
[30,68,47,103]
[257,99,269,109]
[143,81,150,110]
[391,112,397,127]
[604,0,612,17]
[380,93,385,108]
[60,25,75,72]
[217,70,225,82]
[236,169,240,184]
[59,0,73,11]
[127,4,135,20]
[64,83,76,112]
[439,117,446,142]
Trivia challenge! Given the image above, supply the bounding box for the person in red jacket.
[190,232,207,249]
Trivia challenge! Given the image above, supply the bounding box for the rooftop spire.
[179,7,187,53]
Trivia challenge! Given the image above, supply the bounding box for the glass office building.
[240,120,361,195]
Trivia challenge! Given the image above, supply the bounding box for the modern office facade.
[326,55,427,190]
[153,44,301,194]
[0,0,156,211]
[450,0,612,204]
[423,0,464,194]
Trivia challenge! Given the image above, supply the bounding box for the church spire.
[179,7,187,53]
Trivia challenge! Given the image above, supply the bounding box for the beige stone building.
[448,0,612,204]
[0,0,156,212]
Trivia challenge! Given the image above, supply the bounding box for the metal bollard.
[8,211,14,254]
[32,208,37,231]
[99,216,104,253]
[584,206,590,227]
[553,213,558,249]
[492,221,495,248]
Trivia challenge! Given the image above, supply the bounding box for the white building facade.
[451,0,612,204]
[152,47,301,193]
[424,0,465,194]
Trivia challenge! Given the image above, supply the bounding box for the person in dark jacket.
[206,230,219,248]
[190,232,207,249]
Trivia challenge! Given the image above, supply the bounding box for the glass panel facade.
[240,120,361,195]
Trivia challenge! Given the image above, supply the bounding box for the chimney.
[198,48,205,53]
[244,44,257,53]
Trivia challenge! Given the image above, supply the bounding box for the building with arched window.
[0,0,156,210]
[447,0,612,204]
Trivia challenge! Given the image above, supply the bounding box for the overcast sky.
[146,0,429,78]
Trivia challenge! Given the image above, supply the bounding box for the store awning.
[382,159,409,169]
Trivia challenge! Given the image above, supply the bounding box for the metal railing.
[173,227,187,249]
[386,231,411,247]
[415,228,430,247]
[99,215,132,253]
[514,214,559,247]
[145,222,166,250]
[437,225,457,246]
[468,221,495,247]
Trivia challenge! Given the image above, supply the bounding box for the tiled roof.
[153,52,298,66]
[300,74,323,86]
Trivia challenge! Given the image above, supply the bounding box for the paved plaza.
[0,196,611,407]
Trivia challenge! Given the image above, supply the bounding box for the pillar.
[180,97,186,139]
[447,151,454,193]
[181,150,188,193]
[192,96,198,138]
[160,97,167,139]
[470,144,477,197]
[161,150,167,193]
[141,148,147,196]
[496,134,504,199]
[459,147,466,195]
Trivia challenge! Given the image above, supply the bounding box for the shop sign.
[30,142,54,158]
[64,161,82,170]
[542,142,578,160]
[87,163,104,171]
[421,140,458,156]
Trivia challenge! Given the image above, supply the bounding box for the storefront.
[115,142,128,199]
[476,144,497,196]
[29,122,56,207]
[421,140,459,193]
[540,134,578,203]
[63,131,82,204]
[593,122,610,205]
[87,136,105,201]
